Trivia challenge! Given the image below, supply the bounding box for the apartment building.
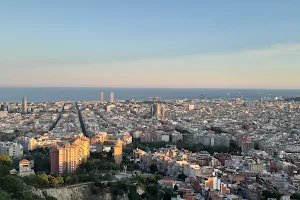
[50,136,90,174]
[0,141,23,157]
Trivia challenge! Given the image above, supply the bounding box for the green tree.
[103,173,113,181]
[0,155,13,176]
[56,176,64,185]
[0,189,12,200]
[50,176,60,186]
[71,175,80,184]
[46,196,57,200]
[291,193,300,200]
[28,148,51,173]
[163,188,175,200]
[0,164,10,176]
[146,185,159,196]
[0,155,13,167]
[0,175,25,199]
[177,173,187,180]
[40,174,50,185]
[20,191,49,200]
[90,185,100,195]
[23,174,49,187]
[149,164,158,174]
[65,176,72,184]
[173,185,179,191]
[262,190,283,200]
[148,175,158,184]
[94,180,107,189]
[128,192,141,200]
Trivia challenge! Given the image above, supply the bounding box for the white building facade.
[0,142,23,157]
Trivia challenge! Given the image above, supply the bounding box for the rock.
[31,183,129,200]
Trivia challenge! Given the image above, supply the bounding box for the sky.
[0,0,300,89]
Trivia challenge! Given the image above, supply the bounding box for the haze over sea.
[0,87,300,103]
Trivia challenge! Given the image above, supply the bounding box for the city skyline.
[1,1,300,89]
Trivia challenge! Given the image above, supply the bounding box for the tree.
[262,190,283,200]
[148,175,158,184]
[0,189,12,200]
[90,185,100,195]
[133,163,140,170]
[173,185,179,191]
[46,196,57,200]
[177,173,187,180]
[40,174,50,185]
[28,148,51,173]
[103,173,113,181]
[23,174,49,187]
[20,191,49,200]
[71,175,80,184]
[110,180,130,196]
[146,185,159,196]
[291,193,300,200]
[65,176,72,184]
[56,176,64,185]
[94,180,107,189]
[163,188,175,200]
[0,155,13,176]
[0,155,13,167]
[0,175,25,198]
[49,176,60,186]
[149,164,158,174]
[0,164,10,177]
[128,191,141,200]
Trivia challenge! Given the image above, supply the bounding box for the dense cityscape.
[2,0,300,199]
[0,92,300,200]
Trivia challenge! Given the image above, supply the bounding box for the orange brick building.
[50,136,90,174]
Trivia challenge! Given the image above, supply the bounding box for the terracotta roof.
[20,159,30,164]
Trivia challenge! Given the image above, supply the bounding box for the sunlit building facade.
[50,136,90,174]
[114,139,123,165]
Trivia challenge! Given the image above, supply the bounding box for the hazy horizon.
[1,87,299,103]
[1,1,300,89]
[1,86,300,91]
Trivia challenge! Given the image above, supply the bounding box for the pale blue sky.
[1,1,300,88]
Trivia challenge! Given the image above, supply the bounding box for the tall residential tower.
[22,96,27,114]
[100,92,104,103]
[114,139,123,165]
[50,136,90,175]
[110,92,114,103]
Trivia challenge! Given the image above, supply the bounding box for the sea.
[0,87,300,103]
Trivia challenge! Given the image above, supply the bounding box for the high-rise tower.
[161,104,165,119]
[114,139,123,165]
[110,92,114,103]
[151,102,165,119]
[50,136,90,175]
[100,92,104,103]
[22,96,27,114]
